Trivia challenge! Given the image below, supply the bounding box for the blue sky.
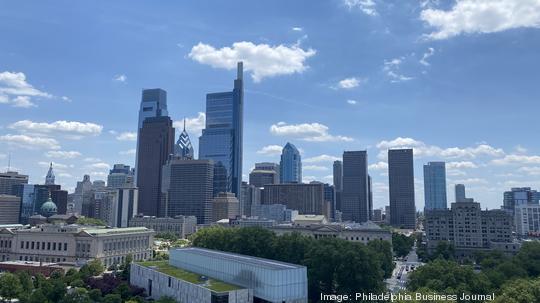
[1,0,540,210]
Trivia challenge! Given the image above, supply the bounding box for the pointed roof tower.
[45,162,55,185]
[174,118,194,159]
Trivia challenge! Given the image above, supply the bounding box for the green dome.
[40,197,58,217]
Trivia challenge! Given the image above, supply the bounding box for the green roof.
[137,261,241,292]
[84,227,150,235]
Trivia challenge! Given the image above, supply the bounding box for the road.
[385,246,424,293]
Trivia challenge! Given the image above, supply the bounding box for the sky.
[1,0,540,210]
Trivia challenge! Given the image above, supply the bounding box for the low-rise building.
[293,214,327,226]
[0,224,154,266]
[131,247,308,303]
[129,215,197,239]
[259,204,298,223]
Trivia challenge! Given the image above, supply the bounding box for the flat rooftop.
[173,247,305,271]
[137,261,241,292]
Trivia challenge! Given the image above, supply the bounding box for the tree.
[120,254,133,281]
[515,241,540,277]
[79,259,104,279]
[494,278,540,303]
[103,294,122,303]
[28,289,49,303]
[429,241,455,261]
[60,288,92,303]
[154,232,178,242]
[88,289,102,302]
[156,296,177,303]
[0,272,23,302]
[17,270,34,293]
[368,239,395,278]
[392,233,415,257]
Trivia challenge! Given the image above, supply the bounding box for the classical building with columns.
[0,224,154,267]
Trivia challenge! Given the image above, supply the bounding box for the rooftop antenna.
[183,117,186,131]
[7,153,11,171]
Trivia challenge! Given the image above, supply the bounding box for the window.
[47,242,51,250]
[53,243,56,250]
[31,241,34,249]
[64,243,67,251]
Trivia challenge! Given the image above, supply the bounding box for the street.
[386,246,424,293]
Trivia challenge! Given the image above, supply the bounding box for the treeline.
[191,226,394,302]
[406,241,540,303]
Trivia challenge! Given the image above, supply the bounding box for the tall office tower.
[423,162,448,210]
[45,163,55,185]
[503,187,540,215]
[341,151,369,223]
[323,183,336,221]
[249,168,278,188]
[455,184,466,202]
[161,157,214,224]
[135,89,169,179]
[368,175,373,221]
[73,175,93,214]
[212,192,240,222]
[107,164,134,188]
[0,195,21,224]
[49,186,68,215]
[255,162,280,173]
[99,187,138,228]
[388,149,416,229]
[333,160,343,191]
[11,184,34,224]
[199,62,244,197]
[240,181,261,217]
[174,120,194,159]
[0,171,28,195]
[279,142,302,183]
[136,116,175,217]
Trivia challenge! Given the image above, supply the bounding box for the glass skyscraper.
[388,149,416,229]
[279,142,302,183]
[423,162,447,210]
[199,62,244,197]
[341,151,369,223]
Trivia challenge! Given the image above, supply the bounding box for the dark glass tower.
[423,161,447,210]
[199,62,244,197]
[388,149,416,229]
[280,143,302,183]
[341,151,369,223]
[136,116,175,216]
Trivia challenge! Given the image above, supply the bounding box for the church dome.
[40,197,58,217]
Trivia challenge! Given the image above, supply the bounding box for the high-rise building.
[161,157,214,224]
[0,171,28,195]
[388,149,416,229]
[249,169,278,188]
[341,151,369,223]
[240,181,261,217]
[333,160,343,191]
[255,162,280,173]
[174,119,194,159]
[503,187,540,216]
[136,116,175,217]
[423,162,447,210]
[102,187,138,228]
[45,163,55,185]
[0,195,21,224]
[212,192,240,222]
[324,183,336,221]
[11,184,34,224]
[107,164,134,188]
[72,175,93,215]
[515,204,540,237]
[279,143,302,183]
[368,174,373,221]
[262,183,326,217]
[455,184,467,202]
[199,62,244,198]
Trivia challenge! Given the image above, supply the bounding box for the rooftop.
[137,260,240,292]
[174,247,304,271]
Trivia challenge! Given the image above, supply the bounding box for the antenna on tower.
[183,117,186,131]
[7,153,11,171]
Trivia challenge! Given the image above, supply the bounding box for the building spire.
[45,162,55,185]
[237,61,243,80]
[174,122,194,160]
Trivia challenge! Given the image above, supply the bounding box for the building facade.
[341,151,369,223]
[249,169,278,188]
[107,164,134,188]
[0,195,21,224]
[129,215,197,239]
[388,149,416,229]
[199,62,244,198]
[423,162,448,210]
[514,204,540,237]
[262,183,326,217]
[503,187,540,216]
[211,192,240,222]
[0,171,28,195]
[279,143,302,183]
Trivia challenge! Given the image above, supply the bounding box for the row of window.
[20,240,67,251]
[0,240,12,249]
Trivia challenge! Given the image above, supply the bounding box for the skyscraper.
[454,184,470,202]
[107,164,134,188]
[0,171,28,195]
[199,62,244,197]
[45,163,55,185]
[280,143,302,183]
[333,160,343,191]
[503,187,540,215]
[341,151,369,223]
[174,119,194,159]
[136,116,175,217]
[249,168,278,188]
[388,149,416,229]
[368,174,373,221]
[423,162,447,210]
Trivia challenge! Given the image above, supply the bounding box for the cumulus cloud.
[0,134,60,150]
[369,161,388,170]
[119,149,136,156]
[188,41,316,82]
[304,154,341,163]
[446,161,478,169]
[337,77,363,89]
[256,145,283,156]
[38,161,70,170]
[304,165,329,171]
[376,137,505,159]
[9,120,103,138]
[174,112,206,136]
[419,47,435,66]
[343,0,378,16]
[116,132,137,141]
[0,71,53,108]
[86,162,111,170]
[45,150,82,159]
[270,122,353,142]
[492,154,540,165]
[421,0,540,40]
[113,74,127,82]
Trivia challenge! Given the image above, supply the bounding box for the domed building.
[40,195,58,218]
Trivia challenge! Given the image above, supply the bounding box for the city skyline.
[2,1,540,210]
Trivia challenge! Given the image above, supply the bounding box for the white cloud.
[515,145,528,154]
[270,122,353,142]
[174,112,206,136]
[452,178,488,185]
[337,77,362,89]
[9,120,103,137]
[11,96,36,108]
[58,173,73,178]
[376,137,505,159]
[304,154,341,163]
[86,162,110,170]
[347,99,358,105]
[38,161,70,170]
[188,41,316,82]
[292,27,303,31]
[83,157,101,162]
[419,47,435,66]
[421,0,540,40]
[304,165,329,171]
[369,161,388,170]
[45,150,82,159]
[0,71,52,108]
[61,96,72,102]
[302,176,318,183]
[518,167,540,176]
[383,58,413,82]
[113,74,127,82]
[116,132,137,141]
[119,149,136,156]
[492,154,540,165]
[343,0,378,16]
[256,145,283,156]
[447,161,478,169]
[0,134,60,150]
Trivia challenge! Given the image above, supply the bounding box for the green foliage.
[120,254,133,280]
[79,259,104,279]
[155,296,177,303]
[59,288,91,303]
[17,270,34,293]
[515,241,540,277]
[76,217,107,226]
[493,277,540,303]
[392,233,415,257]
[0,272,23,302]
[368,239,395,278]
[27,289,49,303]
[103,294,122,303]
[155,232,179,241]
[88,289,102,302]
